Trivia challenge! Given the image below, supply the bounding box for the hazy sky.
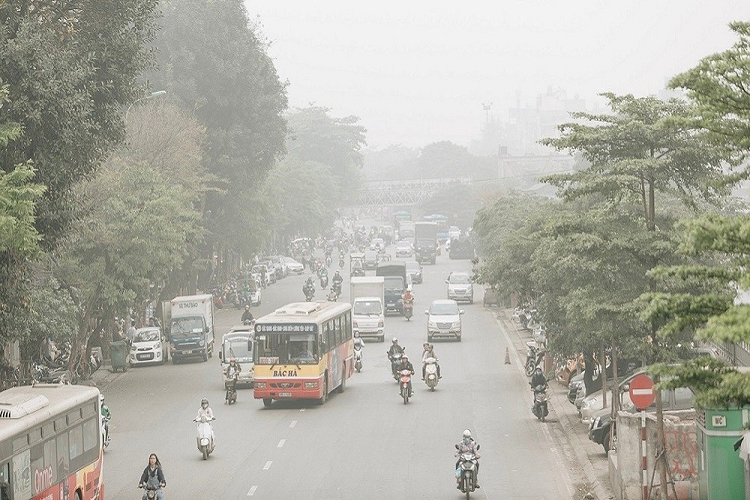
[245,1,749,149]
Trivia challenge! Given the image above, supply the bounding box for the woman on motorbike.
[139,453,166,499]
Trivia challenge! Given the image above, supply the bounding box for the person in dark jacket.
[398,355,415,397]
[139,453,166,500]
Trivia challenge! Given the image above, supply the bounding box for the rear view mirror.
[455,444,460,450]
[459,310,465,315]
[445,280,449,284]
[424,310,429,315]
[476,444,480,450]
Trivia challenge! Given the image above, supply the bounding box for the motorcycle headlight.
[254,382,266,389]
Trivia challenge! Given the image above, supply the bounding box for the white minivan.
[129,327,169,366]
[218,325,254,387]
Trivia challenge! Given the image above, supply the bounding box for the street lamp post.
[125,90,166,121]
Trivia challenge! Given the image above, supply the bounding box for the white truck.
[350,277,385,342]
[164,294,215,363]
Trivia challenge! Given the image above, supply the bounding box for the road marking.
[278,439,286,448]
[247,486,258,496]
[300,408,305,412]
[289,420,297,428]
[263,461,273,470]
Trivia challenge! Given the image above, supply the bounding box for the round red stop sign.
[629,374,656,410]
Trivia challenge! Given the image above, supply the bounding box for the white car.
[446,272,474,303]
[130,327,169,366]
[395,240,413,258]
[283,257,305,275]
[370,238,385,251]
[425,299,464,342]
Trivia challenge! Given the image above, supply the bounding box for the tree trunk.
[601,343,607,409]
[582,351,597,396]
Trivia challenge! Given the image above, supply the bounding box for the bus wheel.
[318,376,328,405]
[337,367,346,393]
[262,398,272,407]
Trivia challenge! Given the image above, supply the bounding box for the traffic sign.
[629,374,656,410]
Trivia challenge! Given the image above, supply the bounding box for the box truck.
[350,277,385,342]
[165,294,215,363]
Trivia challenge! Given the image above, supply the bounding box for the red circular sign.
[629,374,656,410]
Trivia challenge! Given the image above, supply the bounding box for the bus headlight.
[255,382,266,389]
[304,381,318,389]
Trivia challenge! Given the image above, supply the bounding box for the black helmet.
[201,398,208,405]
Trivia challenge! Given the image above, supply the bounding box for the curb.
[496,309,614,500]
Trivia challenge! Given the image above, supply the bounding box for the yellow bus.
[253,301,354,407]
[0,384,104,500]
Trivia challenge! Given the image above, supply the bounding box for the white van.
[218,325,254,387]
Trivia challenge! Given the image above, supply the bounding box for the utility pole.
[481,102,493,125]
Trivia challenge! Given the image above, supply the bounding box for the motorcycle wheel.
[202,446,208,460]
[402,387,409,404]
[525,360,536,377]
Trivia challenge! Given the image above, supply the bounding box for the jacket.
[140,466,165,486]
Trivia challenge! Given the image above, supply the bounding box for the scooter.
[101,415,111,449]
[399,369,413,404]
[320,275,329,288]
[354,345,363,372]
[303,285,315,302]
[403,299,413,321]
[338,256,345,268]
[326,289,339,302]
[532,384,549,422]
[455,445,480,498]
[423,357,439,391]
[225,374,238,404]
[139,482,163,500]
[193,415,216,460]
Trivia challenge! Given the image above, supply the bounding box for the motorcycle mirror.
[476,444,480,450]
[424,310,429,315]
[459,310,465,315]
[455,444,460,449]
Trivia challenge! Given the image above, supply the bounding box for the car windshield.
[430,302,459,315]
[170,317,204,338]
[354,300,382,316]
[449,274,471,284]
[384,276,404,292]
[134,330,159,342]
[223,336,253,363]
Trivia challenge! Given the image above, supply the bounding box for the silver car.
[446,272,474,304]
[425,299,464,342]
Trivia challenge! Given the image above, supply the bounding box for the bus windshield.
[255,333,319,365]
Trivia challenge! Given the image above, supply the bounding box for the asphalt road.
[100,246,583,500]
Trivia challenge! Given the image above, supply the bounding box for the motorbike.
[423,357,439,391]
[388,351,404,380]
[525,341,545,377]
[326,289,339,302]
[332,281,342,297]
[325,255,332,268]
[403,299,413,321]
[193,415,216,460]
[303,285,315,302]
[455,445,480,498]
[101,414,110,449]
[225,373,238,404]
[354,345,363,372]
[338,256,345,268]
[399,369,412,404]
[320,275,329,288]
[532,384,549,421]
[139,482,162,500]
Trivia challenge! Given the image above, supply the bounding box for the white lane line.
[247,486,258,496]
[289,420,297,428]
[263,460,273,470]
[278,439,286,448]
[300,408,306,412]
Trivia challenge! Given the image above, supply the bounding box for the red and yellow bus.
[253,301,354,406]
[0,384,104,500]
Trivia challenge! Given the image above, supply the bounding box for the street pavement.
[92,245,610,499]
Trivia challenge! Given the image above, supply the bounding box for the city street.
[100,247,587,499]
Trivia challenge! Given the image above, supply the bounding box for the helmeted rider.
[402,286,414,303]
[332,270,344,288]
[353,331,365,350]
[455,429,481,489]
[421,342,441,380]
[196,398,214,421]
[100,394,111,445]
[530,366,547,389]
[387,338,404,359]
[398,354,415,397]
[241,305,254,324]
[225,358,241,402]
[303,277,315,296]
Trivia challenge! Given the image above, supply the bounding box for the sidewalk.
[88,359,127,391]
[496,308,615,500]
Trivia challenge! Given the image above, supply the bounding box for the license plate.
[279,392,292,397]
[183,350,192,354]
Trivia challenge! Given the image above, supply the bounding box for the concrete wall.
[609,410,699,500]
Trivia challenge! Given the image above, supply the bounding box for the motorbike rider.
[241,305,254,324]
[398,354,415,397]
[303,277,315,296]
[387,338,404,359]
[530,366,547,389]
[455,429,481,489]
[401,286,415,305]
[421,342,441,380]
[224,358,241,403]
[353,332,365,350]
[332,270,344,289]
[100,394,111,445]
[139,453,166,500]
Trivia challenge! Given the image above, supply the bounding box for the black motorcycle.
[303,284,315,302]
[387,351,404,380]
[525,342,545,377]
[532,384,549,421]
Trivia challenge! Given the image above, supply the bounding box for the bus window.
[83,418,98,452]
[334,317,342,344]
[56,433,69,478]
[69,425,83,461]
[12,450,30,499]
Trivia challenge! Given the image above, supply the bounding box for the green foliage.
[149,0,288,256]
[0,164,45,256]
[670,21,750,162]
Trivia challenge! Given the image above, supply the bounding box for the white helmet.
[463,429,471,439]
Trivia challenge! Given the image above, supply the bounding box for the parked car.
[405,260,423,284]
[425,299,464,342]
[588,383,695,453]
[446,272,474,303]
[396,240,413,258]
[129,327,169,366]
[283,257,304,275]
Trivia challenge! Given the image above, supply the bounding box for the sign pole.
[641,409,648,500]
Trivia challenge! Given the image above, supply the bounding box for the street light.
[125,90,166,121]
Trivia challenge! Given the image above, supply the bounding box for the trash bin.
[697,406,750,499]
[110,341,128,372]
